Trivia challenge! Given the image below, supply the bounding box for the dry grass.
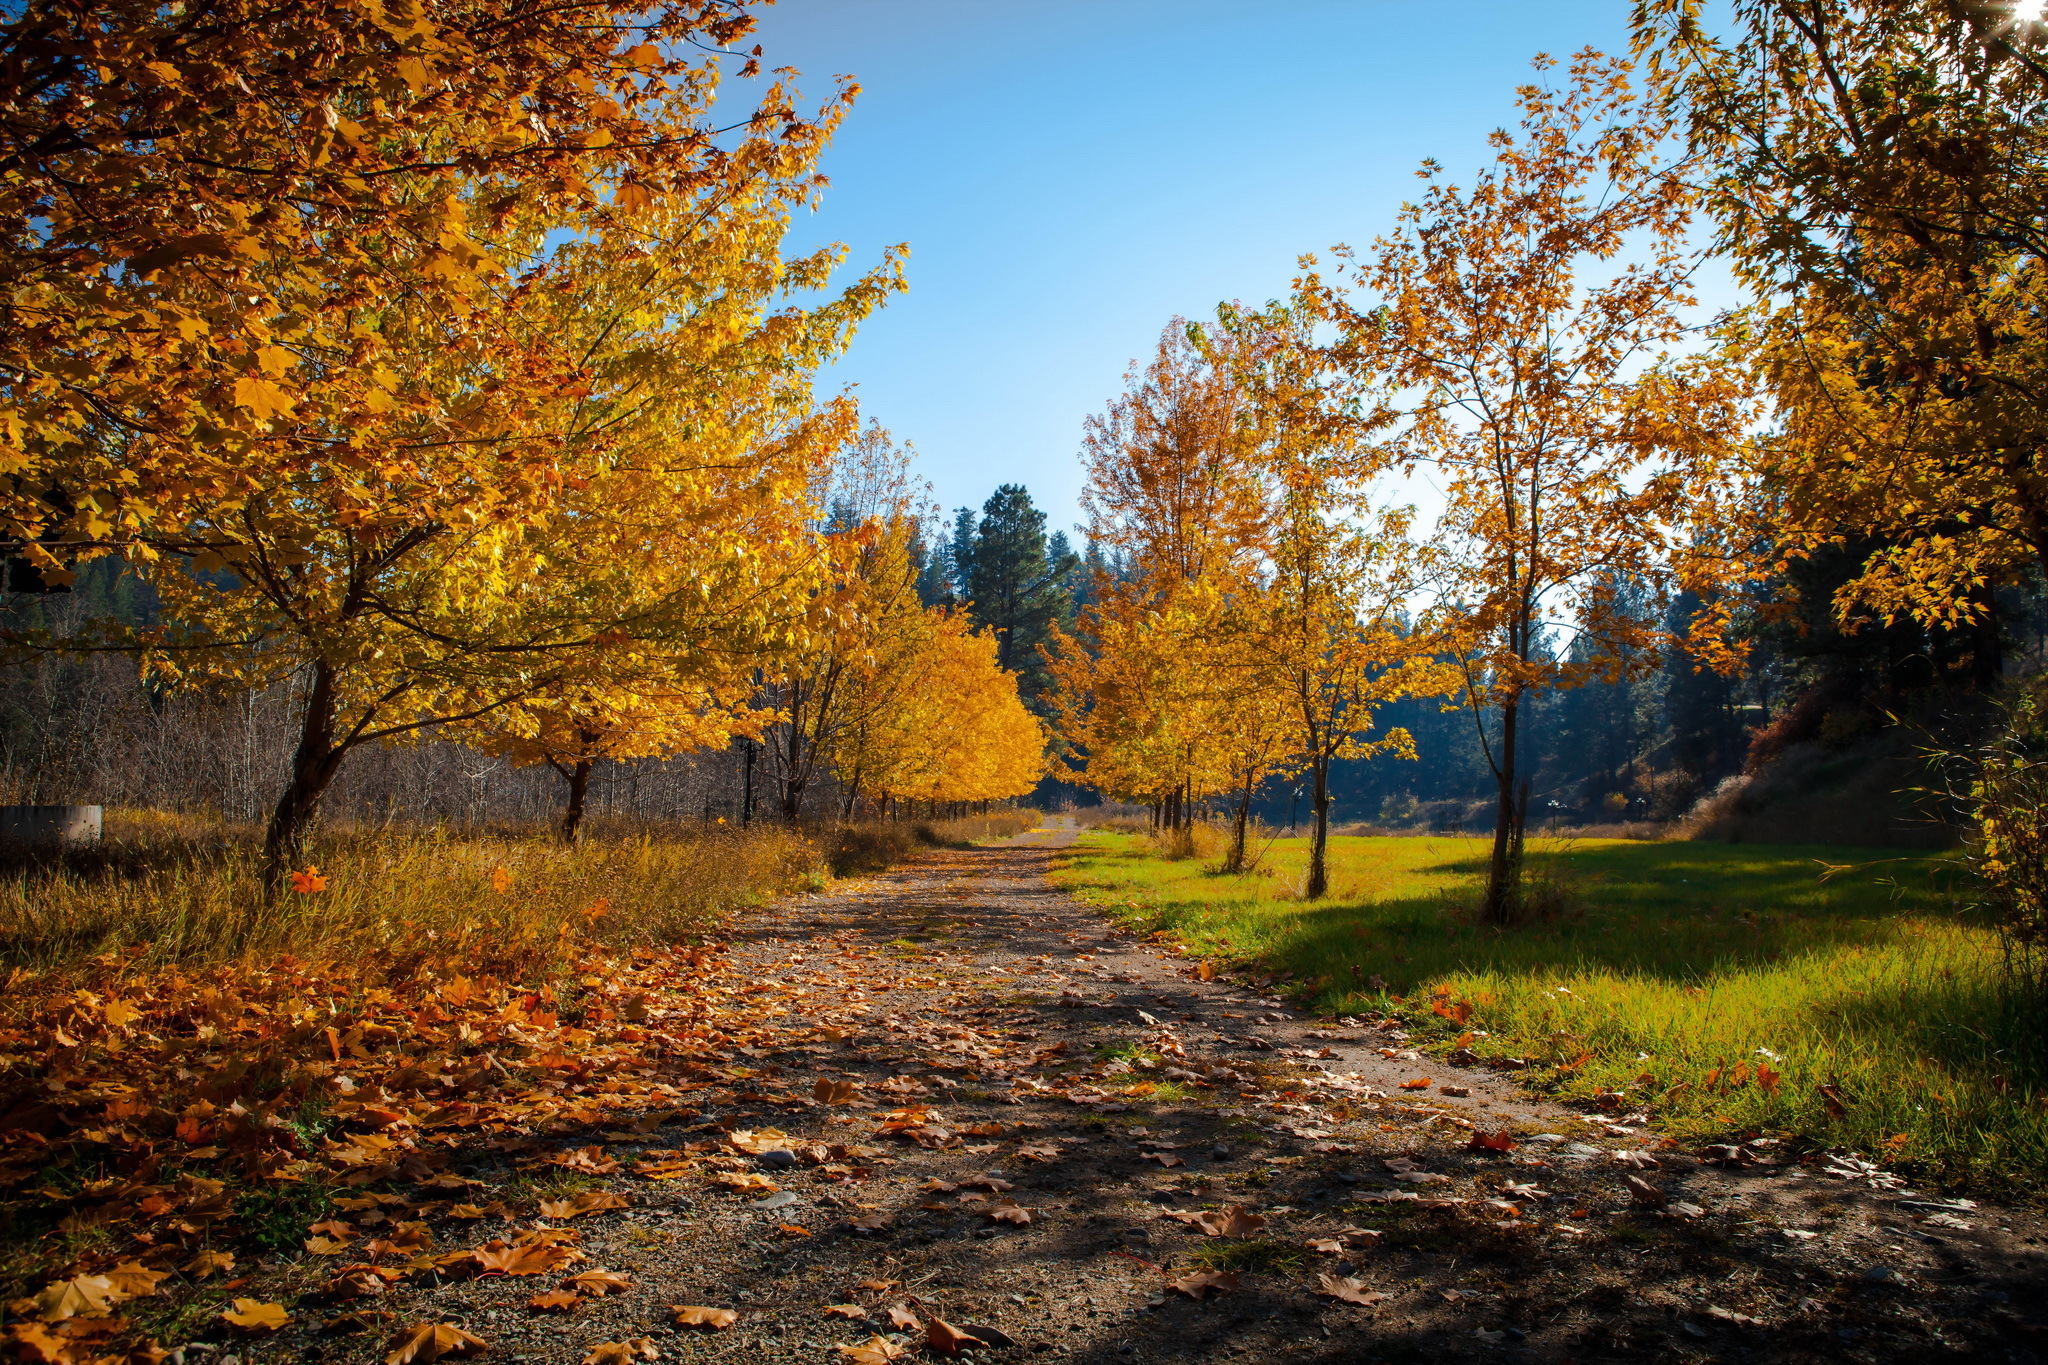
[0,809,820,992]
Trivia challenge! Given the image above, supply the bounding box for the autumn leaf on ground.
[550,1146,618,1174]
[222,1299,290,1331]
[540,1191,629,1219]
[985,1199,1032,1225]
[1196,960,1217,981]
[885,1305,922,1331]
[835,1337,908,1363]
[1318,1275,1390,1306]
[489,866,514,894]
[712,1172,778,1192]
[848,1211,894,1230]
[580,1339,657,1365]
[1013,1143,1060,1162]
[823,1305,866,1320]
[472,1242,574,1276]
[529,1290,581,1314]
[386,1321,491,1365]
[1467,1130,1517,1153]
[1194,1204,1266,1237]
[669,1306,736,1331]
[857,1279,902,1293]
[1398,1077,1432,1090]
[1624,1175,1667,1207]
[632,1159,694,1181]
[1165,1270,1239,1300]
[566,1270,630,1297]
[29,1275,119,1322]
[814,1079,858,1105]
[5,1322,68,1363]
[103,1263,168,1299]
[925,1319,986,1356]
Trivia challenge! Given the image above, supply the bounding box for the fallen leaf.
[1195,1204,1267,1237]
[567,1270,631,1296]
[1624,1175,1667,1208]
[1318,1274,1390,1306]
[581,1340,658,1365]
[529,1290,582,1313]
[1165,1270,1239,1300]
[30,1275,118,1323]
[222,1299,291,1332]
[886,1305,922,1330]
[824,1305,867,1320]
[857,1279,902,1293]
[550,1146,619,1174]
[187,1249,236,1279]
[101,1262,167,1299]
[471,1242,575,1276]
[381,1320,486,1359]
[539,1191,628,1219]
[986,1199,1032,1225]
[669,1306,736,1331]
[925,1318,984,1356]
[1399,1077,1432,1090]
[835,1337,909,1363]
[814,1079,859,1105]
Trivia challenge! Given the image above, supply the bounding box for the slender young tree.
[1318,51,1753,921]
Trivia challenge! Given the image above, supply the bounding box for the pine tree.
[963,485,1078,705]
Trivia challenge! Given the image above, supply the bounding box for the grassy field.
[1051,830,2048,1195]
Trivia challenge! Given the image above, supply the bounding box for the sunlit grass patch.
[1053,832,2048,1193]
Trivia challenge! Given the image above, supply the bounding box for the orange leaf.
[814,1079,858,1105]
[528,1290,581,1313]
[670,1306,736,1331]
[566,1270,631,1297]
[580,1340,656,1365]
[290,866,328,893]
[1165,1270,1239,1300]
[1467,1129,1517,1153]
[1398,1077,1432,1090]
[221,1299,290,1332]
[1318,1274,1390,1306]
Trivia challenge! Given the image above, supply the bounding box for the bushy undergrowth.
[1054,831,2048,1194]
[0,810,819,988]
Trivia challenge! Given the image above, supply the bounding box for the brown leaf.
[1318,1274,1389,1306]
[221,1299,291,1332]
[1165,1270,1239,1300]
[1195,1204,1266,1237]
[29,1275,119,1323]
[385,1323,492,1365]
[186,1249,236,1279]
[1398,1077,1432,1090]
[102,1262,169,1299]
[835,1337,909,1363]
[566,1270,631,1297]
[1624,1175,1667,1207]
[857,1279,902,1293]
[814,1079,858,1105]
[1467,1129,1517,1153]
[669,1306,737,1331]
[985,1199,1032,1225]
[471,1242,574,1276]
[529,1290,582,1313]
[823,1305,867,1320]
[885,1305,922,1331]
[580,1340,657,1365]
[925,1318,981,1356]
[550,1146,619,1174]
[540,1191,628,1220]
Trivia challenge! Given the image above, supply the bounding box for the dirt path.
[372,830,2045,1365]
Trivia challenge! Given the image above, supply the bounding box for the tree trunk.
[741,739,755,827]
[1305,752,1332,899]
[561,759,593,845]
[262,661,348,892]
[1482,693,1523,924]
[1228,769,1254,873]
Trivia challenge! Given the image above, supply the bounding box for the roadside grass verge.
[0,814,820,987]
[1052,831,2048,1195]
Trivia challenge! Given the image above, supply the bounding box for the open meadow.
[1051,830,2048,1194]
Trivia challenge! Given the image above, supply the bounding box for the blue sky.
[745,0,1641,536]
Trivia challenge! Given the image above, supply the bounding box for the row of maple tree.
[0,0,1045,879]
[1044,4,2048,920]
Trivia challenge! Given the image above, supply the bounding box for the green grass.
[1053,832,2048,1195]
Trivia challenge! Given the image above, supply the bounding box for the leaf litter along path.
[96,825,2046,1365]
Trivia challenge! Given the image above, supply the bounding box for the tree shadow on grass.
[1130,836,1968,992]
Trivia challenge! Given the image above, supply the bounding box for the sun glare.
[2015,0,2048,24]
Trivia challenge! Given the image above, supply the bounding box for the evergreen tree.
[963,485,1078,706]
